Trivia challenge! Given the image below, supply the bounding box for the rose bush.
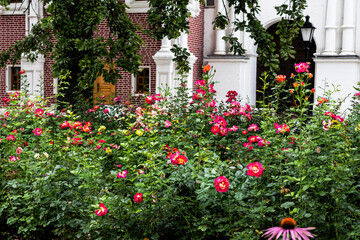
[1,64,360,240]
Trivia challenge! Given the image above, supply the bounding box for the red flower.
[276,75,286,83]
[247,162,264,177]
[95,203,108,216]
[134,193,143,203]
[19,70,26,74]
[311,88,315,93]
[33,128,43,136]
[170,151,188,165]
[214,176,230,193]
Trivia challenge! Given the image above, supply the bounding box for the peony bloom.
[262,218,315,240]
[134,193,143,203]
[164,120,171,128]
[117,170,128,178]
[95,203,108,216]
[33,128,43,136]
[247,162,263,177]
[203,65,211,72]
[214,176,230,193]
[276,75,286,83]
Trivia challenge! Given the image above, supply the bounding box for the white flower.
[43,152,49,158]
[34,153,40,159]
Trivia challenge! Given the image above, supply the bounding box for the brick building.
[1,0,360,112]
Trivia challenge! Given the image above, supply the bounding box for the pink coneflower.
[214,176,230,193]
[95,203,108,216]
[262,218,315,240]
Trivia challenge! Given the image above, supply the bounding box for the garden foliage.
[1,65,360,240]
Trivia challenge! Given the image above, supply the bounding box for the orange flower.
[276,75,286,83]
[293,82,299,88]
[289,89,294,93]
[308,73,313,78]
[311,88,315,93]
[203,65,211,73]
[300,81,305,86]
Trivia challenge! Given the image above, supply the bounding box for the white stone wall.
[203,0,360,113]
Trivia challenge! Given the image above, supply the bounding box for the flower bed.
[1,64,360,240]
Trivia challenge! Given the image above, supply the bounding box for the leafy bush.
[1,64,360,240]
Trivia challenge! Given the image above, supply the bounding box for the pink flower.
[243,142,253,151]
[214,176,230,193]
[60,121,71,129]
[16,147,23,155]
[35,108,44,116]
[218,127,228,136]
[164,120,171,128]
[95,203,108,216]
[274,123,290,133]
[7,135,15,141]
[262,218,315,240]
[195,79,206,86]
[117,170,128,178]
[134,193,143,203]
[103,109,109,114]
[228,125,238,132]
[248,124,259,132]
[322,119,332,130]
[10,156,19,161]
[170,151,188,165]
[113,96,121,102]
[294,62,309,73]
[247,162,263,177]
[211,124,220,135]
[33,128,43,136]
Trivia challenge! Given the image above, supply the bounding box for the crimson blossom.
[134,193,143,203]
[247,162,263,178]
[214,176,230,193]
[95,203,108,216]
[294,62,309,73]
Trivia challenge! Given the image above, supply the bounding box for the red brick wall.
[188,5,205,87]
[0,15,25,106]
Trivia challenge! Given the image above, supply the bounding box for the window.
[9,66,21,91]
[135,68,150,94]
[206,0,215,7]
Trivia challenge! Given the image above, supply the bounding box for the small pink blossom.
[16,147,23,155]
[247,162,264,177]
[103,109,109,114]
[322,119,332,130]
[117,170,128,178]
[10,156,20,161]
[95,203,108,216]
[214,176,230,193]
[164,120,171,128]
[294,62,309,73]
[274,123,290,133]
[134,193,143,203]
[248,124,259,132]
[7,135,15,141]
[33,128,43,136]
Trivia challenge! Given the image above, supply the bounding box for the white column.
[179,32,197,91]
[322,0,338,55]
[214,0,227,55]
[340,0,356,55]
[153,37,175,93]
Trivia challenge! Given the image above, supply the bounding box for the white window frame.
[132,66,151,95]
[125,0,150,13]
[6,65,21,93]
[0,0,27,15]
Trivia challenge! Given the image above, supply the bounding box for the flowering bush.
[1,65,360,240]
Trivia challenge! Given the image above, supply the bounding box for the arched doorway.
[256,21,317,107]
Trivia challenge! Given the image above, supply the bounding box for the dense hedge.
[1,65,360,240]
